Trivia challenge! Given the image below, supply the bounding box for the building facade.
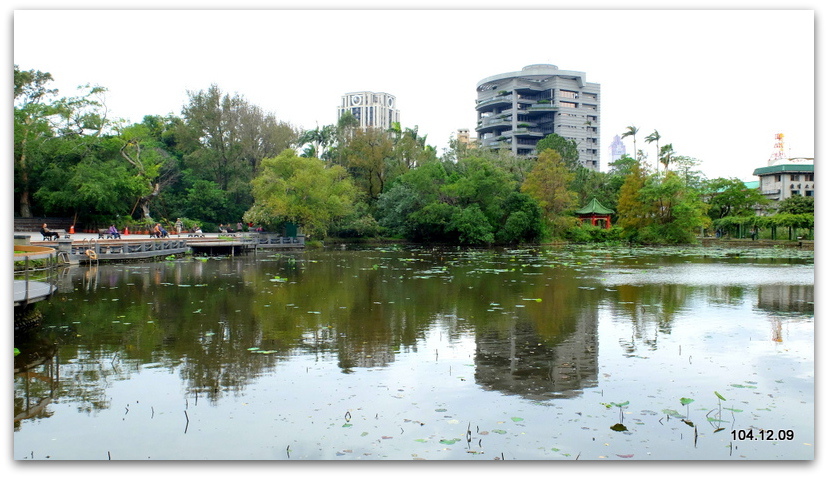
[338,91,400,130]
[753,157,815,202]
[475,64,601,169]
[455,128,478,149]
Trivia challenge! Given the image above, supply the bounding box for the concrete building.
[338,91,400,130]
[753,157,815,201]
[475,64,601,169]
[455,128,478,149]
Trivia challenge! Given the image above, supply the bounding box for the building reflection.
[473,311,599,401]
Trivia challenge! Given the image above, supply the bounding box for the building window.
[775,174,781,182]
[791,190,801,196]
[806,190,814,197]
[805,173,814,181]
[560,101,577,108]
[790,174,800,181]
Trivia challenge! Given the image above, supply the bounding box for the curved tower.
[475,64,600,169]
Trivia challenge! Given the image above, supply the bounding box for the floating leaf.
[439,439,458,445]
[414,438,428,443]
[662,409,684,418]
[342,423,353,428]
[491,429,507,435]
[612,401,630,408]
[610,423,628,432]
[510,417,524,422]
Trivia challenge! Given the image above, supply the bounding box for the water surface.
[14,245,814,460]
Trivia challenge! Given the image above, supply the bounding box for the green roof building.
[574,198,614,229]
[752,158,814,201]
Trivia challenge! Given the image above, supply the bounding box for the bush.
[448,205,494,245]
[564,224,622,243]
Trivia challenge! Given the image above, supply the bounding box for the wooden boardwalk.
[13,280,55,307]
[23,233,306,264]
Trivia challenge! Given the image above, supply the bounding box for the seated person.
[193,225,203,235]
[40,223,59,240]
[108,224,121,239]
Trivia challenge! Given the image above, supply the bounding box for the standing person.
[175,218,183,236]
[237,221,244,232]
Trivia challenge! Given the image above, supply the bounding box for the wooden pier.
[24,233,306,264]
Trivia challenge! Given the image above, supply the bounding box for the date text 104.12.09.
[731,429,795,441]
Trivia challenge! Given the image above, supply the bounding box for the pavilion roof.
[574,198,614,215]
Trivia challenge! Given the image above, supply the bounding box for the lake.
[13,245,815,460]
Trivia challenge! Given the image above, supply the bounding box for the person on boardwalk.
[108,224,122,239]
[152,223,169,238]
[174,218,183,236]
[40,223,59,240]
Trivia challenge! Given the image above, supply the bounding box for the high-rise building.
[608,135,626,165]
[338,91,400,130]
[475,64,601,169]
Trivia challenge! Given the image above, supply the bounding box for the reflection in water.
[475,316,598,400]
[13,246,814,460]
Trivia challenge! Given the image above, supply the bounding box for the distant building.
[753,157,814,201]
[455,128,478,149]
[608,134,626,165]
[338,91,400,130]
[475,64,601,170]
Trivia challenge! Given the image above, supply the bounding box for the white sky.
[7,3,819,184]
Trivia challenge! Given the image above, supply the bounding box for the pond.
[13,245,814,460]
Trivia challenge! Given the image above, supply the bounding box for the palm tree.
[645,130,661,172]
[659,143,674,172]
[621,125,640,161]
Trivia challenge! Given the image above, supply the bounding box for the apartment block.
[475,64,601,169]
[338,91,400,130]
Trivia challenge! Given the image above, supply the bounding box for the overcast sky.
[9,4,817,184]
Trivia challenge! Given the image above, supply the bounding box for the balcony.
[476,95,513,111]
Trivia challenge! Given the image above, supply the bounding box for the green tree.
[644,130,661,172]
[521,149,577,236]
[621,125,640,161]
[14,66,109,217]
[659,143,675,172]
[448,205,494,245]
[178,85,297,217]
[116,120,180,220]
[703,177,767,219]
[341,127,396,202]
[536,133,579,168]
[616,160,651,241]
[245,149,358,238]
[777,195,814,215]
